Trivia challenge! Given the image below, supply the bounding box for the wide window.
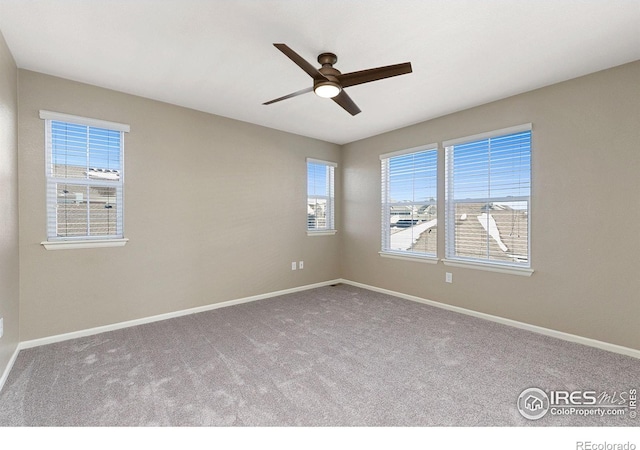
[381,145,438,260]
[444,124,531,271]
[307,158,336,234]
[41,110,129,248]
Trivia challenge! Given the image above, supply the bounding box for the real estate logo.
[517,387,637,420]
[517,387,550,420]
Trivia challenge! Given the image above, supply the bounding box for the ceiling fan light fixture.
[314,81,341,98]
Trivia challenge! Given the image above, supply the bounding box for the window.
[40,110,129,249]
[444,124,531,272]
[307,158,336,234]
[381,145,438,260]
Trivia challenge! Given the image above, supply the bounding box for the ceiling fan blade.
[263,86,314,105]
[332,90,361,116]
[338,62,412,88]
[273,43,326,81]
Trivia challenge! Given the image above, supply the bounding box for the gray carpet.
[0,284,638,426]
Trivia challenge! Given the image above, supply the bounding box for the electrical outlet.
[446,272,453,283]
[299,261,304,270]
[291,262,297,271]
[0,317,3,339]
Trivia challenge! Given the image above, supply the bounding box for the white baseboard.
[338,279,640,359]
[0,345,20,393]
[19,279,342,350]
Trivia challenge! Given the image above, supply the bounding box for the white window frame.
[40,110,130,250]
[443,124,533,276]
[380,144,439,263]
[306,158,337,236]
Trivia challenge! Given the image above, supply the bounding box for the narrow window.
[307,158,336,233]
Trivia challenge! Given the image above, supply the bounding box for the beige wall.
[341,61,640,350]
[18,70,341,340]
[12,61,640,351]
[0,32,19,372]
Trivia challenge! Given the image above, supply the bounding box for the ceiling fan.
[263,43,412,116]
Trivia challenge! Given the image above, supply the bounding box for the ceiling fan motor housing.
[315,53,342,97]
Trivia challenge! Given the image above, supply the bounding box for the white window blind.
[381,145,438,257]
[43,112,127,241]
[307,159,336,231]
[444,125,531,268]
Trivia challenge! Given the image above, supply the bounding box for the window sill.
[41,238,129,250]
[379,251,438,264]
[442,258,533,276]
[306,230,337,236]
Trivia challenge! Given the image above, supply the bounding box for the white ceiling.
[1,0,638,145]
